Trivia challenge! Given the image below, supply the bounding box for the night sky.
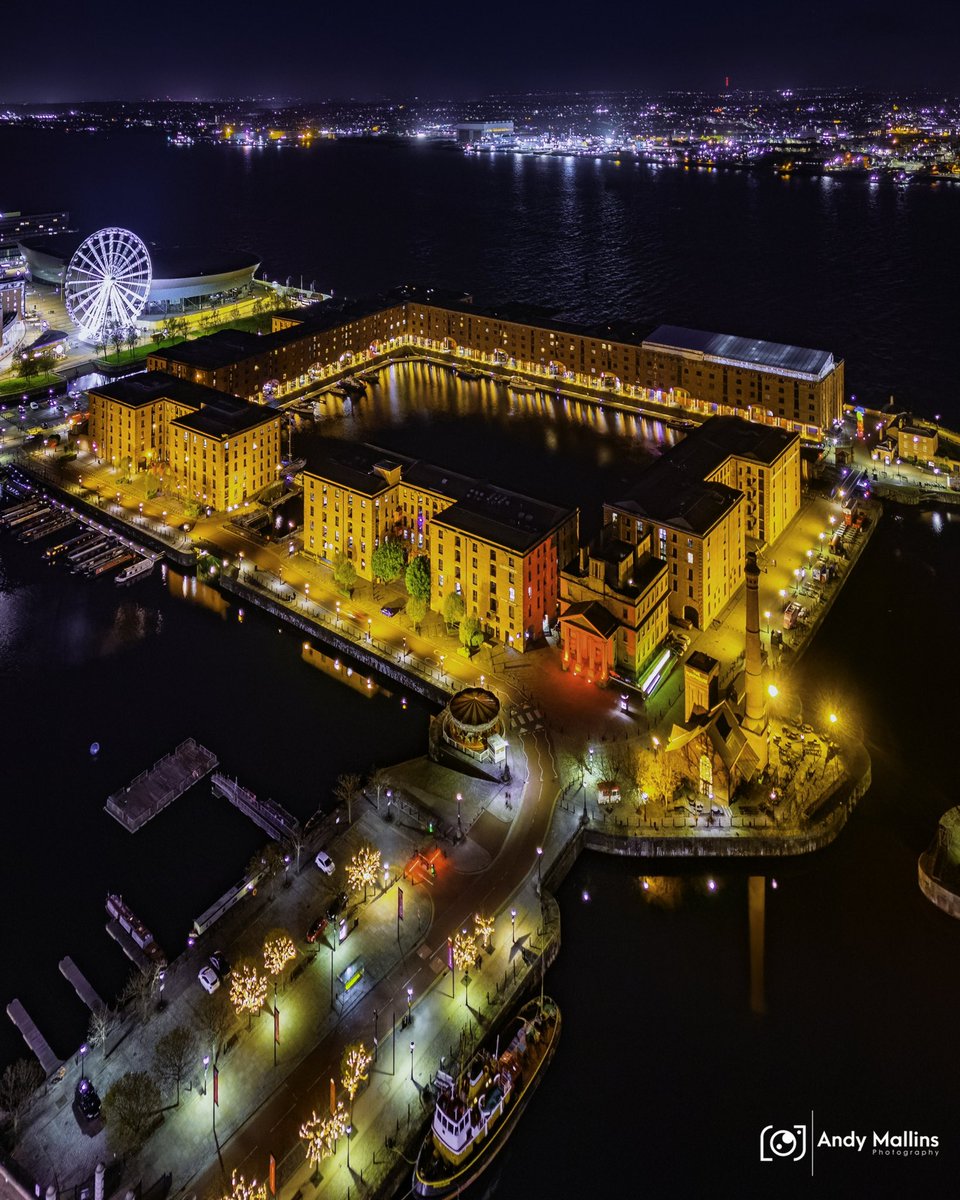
[3,0,959,101]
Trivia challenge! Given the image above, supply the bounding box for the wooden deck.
[105,738,218,832]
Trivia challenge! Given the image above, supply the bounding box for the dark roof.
[434,483,574,554]
[686,650,719,675]
[18,234,259,280]
[172,393,278,439]
[558,600,620,641]
[154,329,263,370]
[645,324,835,379]
[304,438,409,496]
[88,370,229,410]
[26,328,69,349]
[609,416,796,536]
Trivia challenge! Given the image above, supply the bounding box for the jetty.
[105,738,218,832]
[6,1000,60,1074]
[58,957,104,1012]
[211,771,301,842]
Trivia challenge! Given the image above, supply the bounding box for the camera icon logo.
[760,1124,808,1162]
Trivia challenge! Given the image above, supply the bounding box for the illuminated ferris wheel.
[64,227,152,343]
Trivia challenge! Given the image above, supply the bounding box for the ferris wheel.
[64,227,152,343]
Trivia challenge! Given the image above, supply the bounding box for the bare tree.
[87,1003,119,1059]
[334,772,363,824]
[366,765,390,813]
[119,964,163,1023]
[0,1058,44,1142]
[153,1024,198,1106]
[195,989,234,1064]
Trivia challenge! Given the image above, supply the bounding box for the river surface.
[1,131,958,1194]
[2,128,958,415]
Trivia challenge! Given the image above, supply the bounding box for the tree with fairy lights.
[300,1101,348,1166]
[346,844,381,902]
[452,929,477,1008]
[263,930,297,990]
[229,961,268,1030]
[473,913,494,953]
[222,1171,267,1200]
[340,1042,372,1118]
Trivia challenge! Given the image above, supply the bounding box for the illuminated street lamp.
[456,791,463,835]
[510,907,517,943]
[536,846,543,894]
[410,1039,416,1081]
[406,986,413,1025]
[202,1054,210,1095]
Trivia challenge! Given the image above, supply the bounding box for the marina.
[104,738,219,833]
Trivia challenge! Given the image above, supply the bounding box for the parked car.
[380,604,401,617]
[306,916,328,943]
[198,965,221,994]
[315,850,335,875]
[209,951,231,979]
[75,1077,101,1121]
[325,890,349,920]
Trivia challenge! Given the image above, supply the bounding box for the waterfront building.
[20,233,260,318]
[558,529,669,685]
[893,415,938,461]
[149,290,843,438]
[604,417,800,629]
[455,120,516,144]
[88,371,281,510]
[303,438,578,649]
[0,273,26,368]
[0,209,70,254]
[642,325,844,439]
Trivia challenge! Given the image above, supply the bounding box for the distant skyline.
[4,0,960,103]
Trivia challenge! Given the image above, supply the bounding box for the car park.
[315,850,335,874]
[306,916,328,943]
[198,965,220,993]
[75,1077,101,1121]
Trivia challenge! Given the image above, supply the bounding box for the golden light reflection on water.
[165,568,230,618]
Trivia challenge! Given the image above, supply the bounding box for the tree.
[442,590,466,630]
[366,765,390,812]
[340,1043,372,1118]
[0,1058,44,1142]
[406,593,427,632]
[125,325,139,355]
[87,1003,118,1059]
[119,965,162,1023]
[35,352,55,376]
[15,355,39,380]
[102,1070,161,1154]
[94,334,107,359]
[110,322,125,358]
[229,960,268,1029]
[153,1024,198,1106]
[222,1173,267,1200]
[263,929,297,988]
[195,988,234,1062]
[371,537,406,585]
[300,1101,348,1167]
[459,615,484,654]
[151,328,165,350]
[247,842,286,896]
[346,844,381,902]
[333,551,357,596]
[473,913,494,952]
[333,771,363,823]
[405,554,431,603]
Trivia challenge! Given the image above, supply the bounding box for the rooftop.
[171,392,279,439]
[609,416,797,535]
[434,483,575,554]
[88,370,233,410]
[645,324,836,379]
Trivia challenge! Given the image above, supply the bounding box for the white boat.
[115,557,156,585]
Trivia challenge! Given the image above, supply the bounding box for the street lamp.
[536,846,543,893]
[406,986,413,1026]
[410,1040,415,1081]
[456,791,463,835]
[336,600,341,627]
[202,1054,210,1095]
[510,908,517,943]
[367,618,372,642]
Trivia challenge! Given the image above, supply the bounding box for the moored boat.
[413,995,561,1198]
